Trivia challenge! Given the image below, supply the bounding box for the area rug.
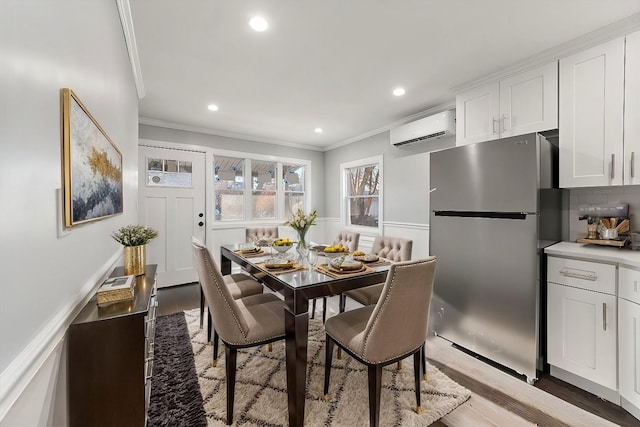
[176,308,471,426]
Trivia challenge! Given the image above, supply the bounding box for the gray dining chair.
[339,235,413,312]
[311,230,361,323]
[192,237,265,363]
[192,238,287,425]
[245,226,279,243]
[323,257,437,427]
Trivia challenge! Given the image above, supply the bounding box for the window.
[283,163,306,217]
[214,156,244,220]
[213,154,309,222]
[251,160,276,219]
[342,156,382,230]
[147,158,193,187]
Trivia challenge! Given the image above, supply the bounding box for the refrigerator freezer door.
[430,134,540,213]
[429,213,540,380]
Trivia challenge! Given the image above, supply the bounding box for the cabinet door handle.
[602,303,606,331]
[492,117,499,135]
[502,114,509,131]
[631,152,635,178]
[611,154,615,179]
[559,268,597,281]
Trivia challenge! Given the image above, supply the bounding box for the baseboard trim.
[0,250,121,421]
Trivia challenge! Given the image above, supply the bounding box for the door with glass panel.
[139,146,205,287]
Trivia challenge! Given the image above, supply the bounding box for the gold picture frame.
[61,88,123,227]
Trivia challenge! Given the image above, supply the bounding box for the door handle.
[602,303,606,331]
[492,117,499,135]
[502,114,509,131]
[631,152,635,178]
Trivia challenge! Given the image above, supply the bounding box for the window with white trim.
[214,155,309,222]
[342,156,382,230]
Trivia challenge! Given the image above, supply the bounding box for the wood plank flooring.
[158,283,640,426]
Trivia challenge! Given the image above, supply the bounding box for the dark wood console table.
[68,265,157,427]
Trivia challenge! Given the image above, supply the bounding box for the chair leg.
[413,349,423,414]
[322,297,327,323]
[397,360,402,370]
[421,343,427,381]
[323,335,335,398]
[311,298,316,319]
[339,294,346,313]
[337,347,342,360]
[367,364,383,427]
[268,343,273,352]
[207,310,213,343]
[213,330,220,367]
[225,345,237,425]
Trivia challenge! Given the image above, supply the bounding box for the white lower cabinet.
[547,256,618,398]
[547,282,617,389]
[619,266,640,419]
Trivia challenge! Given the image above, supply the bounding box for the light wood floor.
[158,283,639,426]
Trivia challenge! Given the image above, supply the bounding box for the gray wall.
[323,130,456,224]
[139,125,326,216]
[0,0,139,423]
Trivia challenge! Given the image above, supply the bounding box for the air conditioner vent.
[391,110,455,147]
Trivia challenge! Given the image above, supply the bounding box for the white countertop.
[545,241,640,269]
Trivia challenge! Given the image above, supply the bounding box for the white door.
[547,283,617,390]
[499,61,558,138]
[455,82,500,146]
[559,36,625,187]
[624,30,640,186]
[138,146,206,288]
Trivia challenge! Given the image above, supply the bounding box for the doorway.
[138,145,206,288]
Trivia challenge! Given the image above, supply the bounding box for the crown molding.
[452,12,640,94]
[116,0,145,99]
[138,117,325,152]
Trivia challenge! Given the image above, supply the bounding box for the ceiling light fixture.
[393,87,406,96]
[314,128,323,133]
[207,104,219,111]
[249,16,268,32]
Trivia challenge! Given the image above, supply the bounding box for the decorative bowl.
[273,244,292,254]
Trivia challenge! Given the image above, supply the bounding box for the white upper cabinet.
[456,61,558,146]
[559,36,626,187]
[624,30,640,186]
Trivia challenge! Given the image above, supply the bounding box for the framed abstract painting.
[61,88,123,227]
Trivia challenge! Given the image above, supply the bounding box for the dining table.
[204,244,391,426]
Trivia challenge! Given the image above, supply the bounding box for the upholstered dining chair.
[311,230,361,323]
[192,238,265,361]
[323,257,437,427]
[339,235,413,312]
[245,226,279,243]
[192,238,287,425]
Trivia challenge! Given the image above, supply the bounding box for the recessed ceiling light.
[207,104,219,112]
[393,87,406,97]
[314,128,323,133]
[249,16,268,32]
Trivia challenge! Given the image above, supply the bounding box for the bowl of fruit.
[323,244,347,259]
[273,238,293,254]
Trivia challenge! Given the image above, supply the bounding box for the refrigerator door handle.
[433,211,528,220]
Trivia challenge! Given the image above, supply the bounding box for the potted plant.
[112,225,158,275]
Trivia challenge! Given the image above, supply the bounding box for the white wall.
[0,1,139,424]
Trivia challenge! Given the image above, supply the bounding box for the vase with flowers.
[284,208,317,261]
[112,225,159,275]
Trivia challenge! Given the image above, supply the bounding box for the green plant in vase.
[112,225,159,275]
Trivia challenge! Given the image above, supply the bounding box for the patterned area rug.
[180,308,471,426]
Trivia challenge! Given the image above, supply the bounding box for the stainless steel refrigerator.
[429,133,563,383]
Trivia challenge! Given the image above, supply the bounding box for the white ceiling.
[130,1,640,150]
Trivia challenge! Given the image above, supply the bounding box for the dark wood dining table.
[206,244,390,426]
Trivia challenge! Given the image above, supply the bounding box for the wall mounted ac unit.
[390,110,456,147]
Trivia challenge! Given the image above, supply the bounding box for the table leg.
[285,308,309,427]
[199,285,204,329]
